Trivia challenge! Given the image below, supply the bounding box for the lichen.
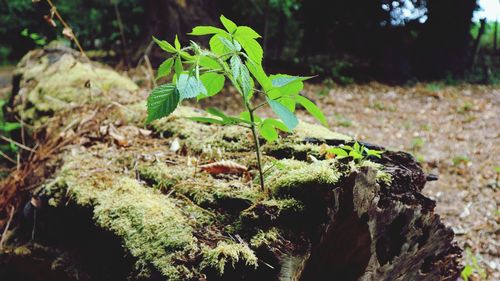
[292,121,351,141]
[15,51,138,124]
[265,159,344,196]
[250,228,281,248]
[42,153,200,280]
[200,241,258,276]
[359,160,393,186]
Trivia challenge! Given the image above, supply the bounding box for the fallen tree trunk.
[0,46,460,281]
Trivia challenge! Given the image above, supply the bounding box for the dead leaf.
[200,160,247,175]
[108,125,128,147]
[139,128,152,137]
[62,27,74,40]
[44,15,57,27]
[170,138,180,152]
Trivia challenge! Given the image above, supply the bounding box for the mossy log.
[0,47,460,281]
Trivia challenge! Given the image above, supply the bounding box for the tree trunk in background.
[470,18,487,69]
[133,0,218,63]
[415,0,477,79]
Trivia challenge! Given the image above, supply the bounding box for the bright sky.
[474,0,500,22]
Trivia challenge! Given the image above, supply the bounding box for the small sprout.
[321,141,383,164]
[452,155,470,166]
[457,101,473,114]
[410,137,425,151]
[461,248,486,281]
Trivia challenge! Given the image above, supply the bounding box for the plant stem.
[248,108,265,191]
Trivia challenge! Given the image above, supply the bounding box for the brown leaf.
[200,160,247,175]
[62,27,74,40]
[44,15,57,27]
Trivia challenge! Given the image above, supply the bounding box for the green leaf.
[267,98,298,130]
[152,36,176,53]
[259,122,278,142]
[189,26,227,36]
[271,75,311,88]
[239,111,261,123]
[174,56,183,77]
[1,122,21,132]
[187,116,225,125]
[209,34,233,56]
[177,73,207,99]
[349,150,363,159]
[146,84,179,124]
[365,148,383,158]
[263,118,289,132]
[220,15,237,33]
[327,147,348,157]
[239,64,253,100]
[230,55,242,80]
[174,35,181,50]
[234,26,261,39]
[156,58,174,79]
[199,73,225,98]
[353,142,360,153]
[219,36,240,52]
[199,56,222,70]
[246,61,272,91]
[295,95,327,126]
[235,36,263,64]
[206,107,227,119]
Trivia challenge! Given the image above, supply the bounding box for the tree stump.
[0,47,460,281]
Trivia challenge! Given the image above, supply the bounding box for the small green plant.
[461,248,486,281]
[323,141,383,164]
[21,28,47,46]
[457,101,473,114]
[410,136,425,151]
[452,155,470,166]
[146,15,327,190]
[425,82,441,92]
[0,99,21,162]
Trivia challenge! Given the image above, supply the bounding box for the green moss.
[250,228,281,248]
[16,52,138,123]
[266,159,343,196]
[43,154,200,280]
[359,160,393,186]
[292,121,350,141]
[200,241,258,276]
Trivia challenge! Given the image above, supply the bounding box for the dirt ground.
[297,82,500,281]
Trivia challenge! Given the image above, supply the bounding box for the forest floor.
[192,81,500,280]
[1,64,499,279]
[302,83,500,281]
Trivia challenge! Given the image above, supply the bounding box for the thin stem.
[248,108,265,191]
[45,0,87,58]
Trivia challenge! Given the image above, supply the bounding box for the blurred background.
[0,0,498,84]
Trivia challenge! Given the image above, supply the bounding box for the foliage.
[461,247,486,281]
[321,142,383,164]
[147,15,326,190]
[0,0,145,63]
[0,99,21,160]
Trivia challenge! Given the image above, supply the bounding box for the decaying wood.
[0,47,461,281]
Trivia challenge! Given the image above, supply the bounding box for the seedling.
[322,141,383,164]
[146,15,327,190]
[461,248,486,281]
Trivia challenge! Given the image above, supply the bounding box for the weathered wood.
[0,47,460,281]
